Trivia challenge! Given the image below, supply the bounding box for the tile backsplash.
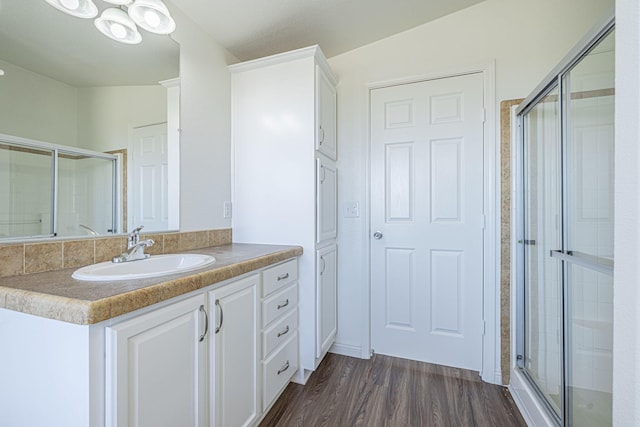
[0,228,232,278]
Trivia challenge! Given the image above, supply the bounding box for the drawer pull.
[277,325,290,338]
[277,299,290,310]
[277,360,290,375]
[277,273,289,281]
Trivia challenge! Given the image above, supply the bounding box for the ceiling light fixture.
[94,8,142,44]
[44,0,98,18]
[128,0,175,34]
[44,0,176,44]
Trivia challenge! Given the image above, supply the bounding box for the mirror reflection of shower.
[0,136,120,240]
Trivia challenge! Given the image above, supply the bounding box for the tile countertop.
[0,243,303,325]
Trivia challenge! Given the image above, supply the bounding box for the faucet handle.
[128,225,144,248]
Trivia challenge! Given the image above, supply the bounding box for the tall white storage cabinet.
[231,45,337,381]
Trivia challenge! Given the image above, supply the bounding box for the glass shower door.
[522,86,563,421]
[563,29,614,427]
[518,25,614,427]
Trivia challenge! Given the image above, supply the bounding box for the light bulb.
[144,10,161,28]
[60,0,80,10]
[110,22,127,39]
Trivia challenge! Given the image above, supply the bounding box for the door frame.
[364,61,499,384]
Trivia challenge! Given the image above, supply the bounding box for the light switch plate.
[344,201,359,218]
[223,201,232,218]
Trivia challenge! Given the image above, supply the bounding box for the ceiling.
[0,0,483,87]
[0,1,179,87]
[170,0,485,62]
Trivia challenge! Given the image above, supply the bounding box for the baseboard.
[509,368,556,427]
[292,368,313,385]
[494,369,503,386]
[329,342,363,358]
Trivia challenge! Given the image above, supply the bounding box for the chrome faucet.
[127,225,144,248]
[112,226,154,263]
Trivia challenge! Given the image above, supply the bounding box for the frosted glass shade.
[94,8,142,44]
[102,0,133,5]
[128,0,176,35]
[44,0,98,18]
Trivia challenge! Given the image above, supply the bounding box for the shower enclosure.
[0,134,120,239]
[515,15,614,427]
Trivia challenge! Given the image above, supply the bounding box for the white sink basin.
[72,254,216,281]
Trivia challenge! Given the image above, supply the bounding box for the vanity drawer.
[263,333,298,410]
[262,283,297,327]
[262,259,297,297]
[263,308,298,358]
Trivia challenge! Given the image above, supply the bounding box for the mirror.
[0,1,180,240]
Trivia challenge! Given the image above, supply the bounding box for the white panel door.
[316,244,337,358]
[210,275,259,427]
[106,294,207,427]
[316,66,337,160]
[130,123,168,232]
[316,156,337,243]
[370,73,485,370]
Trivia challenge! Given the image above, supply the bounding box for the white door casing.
[130,123,168,232]
[370,73,485,371]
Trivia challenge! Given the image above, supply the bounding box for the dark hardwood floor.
[260,353,526,427]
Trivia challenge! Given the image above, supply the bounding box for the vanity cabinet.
[105,294,208,427]
[231,45,338,380]
[0,250,300,427]
[209,274,259,427]
[261,259,299,410]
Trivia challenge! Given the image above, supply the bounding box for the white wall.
[0,60,77,145]
[77,86,167,152]
[613,0,640,424]
[327,0,614,362]
[169,4,237,232]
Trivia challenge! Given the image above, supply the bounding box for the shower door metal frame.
[515,12,615,427]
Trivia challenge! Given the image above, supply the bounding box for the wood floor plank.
[260,353,527,427]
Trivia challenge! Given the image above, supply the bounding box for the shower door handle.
[550,250,613,275]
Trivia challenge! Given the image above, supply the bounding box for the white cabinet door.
[106,294,208,427]
[316,156,337,243]
[210,274,259,427]
[316,65,337,160]
[316,244,337,358]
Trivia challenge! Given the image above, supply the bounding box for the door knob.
[373,231,383,239]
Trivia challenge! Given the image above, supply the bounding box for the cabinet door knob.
[215,299,224,334]
[199,305,208,342]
